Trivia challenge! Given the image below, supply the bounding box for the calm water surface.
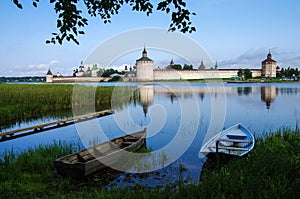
[1,82,300,186]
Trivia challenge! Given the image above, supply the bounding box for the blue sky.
[0,0,300,76]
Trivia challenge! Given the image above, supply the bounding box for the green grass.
[199,128,300,198]
[0,142,74,198]
[0,128,299,198]
[0,84,125,129]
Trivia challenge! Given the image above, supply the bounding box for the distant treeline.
[277,67,300,78]
[0,76,46,83]
[75,68,129,77]
[167,64,194,70]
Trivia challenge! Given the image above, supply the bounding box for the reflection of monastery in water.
[46,47,278,82]
[138,85,154,116]
[137,85,283,112]
[261,87,276,109]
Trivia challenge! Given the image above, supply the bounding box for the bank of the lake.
[0,128,299,198]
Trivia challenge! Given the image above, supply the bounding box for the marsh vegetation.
[0,84,129,129]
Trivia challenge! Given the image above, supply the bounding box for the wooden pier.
[0,110,113,142]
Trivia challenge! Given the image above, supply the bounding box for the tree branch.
[12,0,196,45]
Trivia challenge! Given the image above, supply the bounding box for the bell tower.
[136,46,154,81]
[261,50,277,78]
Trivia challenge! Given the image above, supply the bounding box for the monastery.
[46,47,278,83]
[136,47,277,81]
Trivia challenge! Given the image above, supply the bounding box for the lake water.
[1,82,300,186]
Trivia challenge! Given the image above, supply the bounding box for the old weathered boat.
[55,128,146,178]
[199,123,255,157]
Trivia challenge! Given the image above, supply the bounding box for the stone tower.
[214,61,218,69]
[198,60,206,70]
[46,69,53,83]
[262,51,277,78]
[136,46,154,81]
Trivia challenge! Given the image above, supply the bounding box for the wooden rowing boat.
[199,123,255,157]
[54,128,146,178]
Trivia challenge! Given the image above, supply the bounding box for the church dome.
[267,52,272,59]
[262,50,276,63]
[142,48,147,55]
[136,46,153,62]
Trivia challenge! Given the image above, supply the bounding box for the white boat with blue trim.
[199,123,255,157]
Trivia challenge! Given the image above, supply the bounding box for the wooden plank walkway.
[0,109,113,142]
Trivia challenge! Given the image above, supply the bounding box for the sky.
[0,0,300,76]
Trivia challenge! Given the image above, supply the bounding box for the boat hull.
[199,123,255,158]
[55,128,146,178]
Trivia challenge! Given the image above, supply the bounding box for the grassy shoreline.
[0,128,299,198]
[0,84,117,129]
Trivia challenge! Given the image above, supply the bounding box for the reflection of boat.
[199,123,254,157]
[55,128,146,178]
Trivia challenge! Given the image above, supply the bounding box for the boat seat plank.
[92,148,106,157]
[77,150,98,162]
[209,146,249,151]
[76,153,87,162]
[124,137,139,142]
[217,138,252,143]
[122,141,135,146]
[226,134,247,139]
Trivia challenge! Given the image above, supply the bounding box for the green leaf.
[13,0,23,9]
[166,7,170,13]
[57,20,62,28]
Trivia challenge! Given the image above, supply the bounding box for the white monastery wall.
[153,69,262,80]
[251,70,262,77]
[48,76,110,83]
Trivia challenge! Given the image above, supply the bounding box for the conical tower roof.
[46,69,53,75]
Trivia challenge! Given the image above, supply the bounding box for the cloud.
[109,64,131,72]
[218,48,300,69]
[275,52,300,68]
[27,60,59,70]
[218,48,267,69]
[2,60,62,77]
